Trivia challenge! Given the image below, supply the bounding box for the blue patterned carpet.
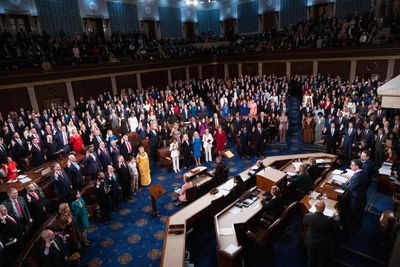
[80,97,393,267]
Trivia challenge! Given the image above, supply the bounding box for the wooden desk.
[256,167,287,192]
[0,154,84,198]
[184,166,215,188]
[377,174,399,195]
[161,153,337,267]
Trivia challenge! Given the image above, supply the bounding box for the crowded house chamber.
[1,0,400,267]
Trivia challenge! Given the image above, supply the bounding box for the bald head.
[315,200,325,213]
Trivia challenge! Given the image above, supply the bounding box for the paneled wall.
[280,0,307,28]
[263,62,286,77]
[336,0,371,19]
[394,59,400,77]
[202,64,224,79]
[72,78,112,100]
[318,61,351,80]
[34,83,68,109]
[107,1,139,32]
[242,63,258,76]
[291,61,313,76]
[116,75,138,94]
[36,0,82,36]
[141,71,168,89]
[159,6,182,38]
[356,60,388,80]
[171,68,187,82]
[0,88,30,115]
[237,1,259,34]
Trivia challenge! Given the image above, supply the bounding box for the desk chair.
[185,185,197,204]
[246,218,281,251]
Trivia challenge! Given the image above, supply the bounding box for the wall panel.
[72,78,112,100]
[202,64,224,79]
[291,61,313,76]
[116,75,138,94]
[107,1,139,32]
[262,62,286,77]
[393,59,400,78]
[242,63,258,76]
[356,60,388,80]
[237,1,258,33]
[280,0,307,28]
[336,0,370,19]
[228,64,238,78]
[34,83,68,109]
[141,71,168,89]
[171,68,187,82]
[0,88,30,114]
[189,66,198,79]
[159,6,182,38]
[318,61,351,80]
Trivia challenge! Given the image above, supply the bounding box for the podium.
[148,183,166,216]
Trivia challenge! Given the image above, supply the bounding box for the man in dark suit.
[335,113,347,128]
[325,122,340,154]
[90,129,103,150]
[67,154,84,190]
[97,141,112,171]
[29,138,46,167]
[95,172,111,222]
[343,122,356,161]
[24,182,47,230]
[238,126,250,159]
[147,123,159,164]
[307,158,324,182]
[109,140,121,166]
[180,106,190,123]
[115,155,132,201]
[2,188,32,230]
[334,159,368,230]
[232,113,242,136]
[374,128,386,166]
[213,156,229,186]
[44,135,60,161]
[84,145,101,180]
[252,122,265,156]
[361,150,374,188]
[41,229,69,267]
[105,165,120,211]
[10,132,28,160]
[261,186,284,221]
[55,126,70,154]
[362,123,374,148]
[49,163,72,203]
[120,135,134,161]
[375,106,387,120]
[303,200,339,267]
[0,137,8,163]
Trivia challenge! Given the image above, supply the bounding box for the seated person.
[261,186,285,221]
[307,158,323,182]
[291,164,312,200]
[248,160,265,177]
[175,175,194,206]
[230,175,247,201]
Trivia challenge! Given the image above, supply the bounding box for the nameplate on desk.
[19,177,32,184]
[41,168,51,176]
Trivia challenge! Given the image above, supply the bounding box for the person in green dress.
[71,190,91,247]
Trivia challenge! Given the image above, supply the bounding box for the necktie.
[14,200,24,219]
[6,215,16,224]
[32,192,39,201]
[331,129,334,136]
[127,142,131,153]
[63,132,67,145]
[35,144,40,151]
[348,129,351,135]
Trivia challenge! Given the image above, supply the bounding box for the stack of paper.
[379,162,392,176]
[219,227,234,236]
[332,175,348,184]
[222,179,235,191]
[19,177,32,184]
[316,159,326,164]
[309,205,335,217]
[286,172,297,176]
[229,206,241,214]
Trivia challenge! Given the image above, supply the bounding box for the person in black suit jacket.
[247,160,265,187]
[361,150,374,191]
[307,158,324,182]
[97,142,112,171]
[252,123,265,156]
[303,200,339,267]
[214,156,228,186]
[238,126,250,159]
[361,123,374,148]
[10,133,28,160]
[109,140,121,166]
[95,172,111,222]
[25,182,48,230]
[147,124,159,163]
[0,204,25,266]
[49,163,72,203]
[334,159,368,230]
[44,135,60,161]
[41,229,69,267]
[325,122,340,154]
[230,175,247,202]
[343,122,356,161]
[115,155,132,201]
[84,145,101,180]
[181,134,192,169]
[261,186,285,221]
[3,188,32,229]
[0,137,8,163]
[66,154,83,190]
[29,138,46,167]
[120,135,135,161]
[105,165,120,210]
[55,127,70,155]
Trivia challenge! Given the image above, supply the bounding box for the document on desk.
[332,169,344,175]
[222,179,235,192]
[316,159,326,164]
[229,206,241,214]
[379,165,392,176]
[334,189,345,194]
[332,175,348,184]
[219,227,234,236]
[309,205,335,217]
[224,244,240,255]
[286,172,297,177]
[293,162,302,172]
[19,177,32,184]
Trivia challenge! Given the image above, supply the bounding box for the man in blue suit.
[343,122,356,161]
[334,159,368,230]
[66,154,83,190]
[361,150,374,188]
[97,141,112,171]
[49,163,72,203]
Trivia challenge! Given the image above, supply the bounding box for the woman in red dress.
[214,126,227,157]
[2,156,18,181]
[70,129,84,154]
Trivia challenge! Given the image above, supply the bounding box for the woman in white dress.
[128,112,138,132]
[202,128,213,162]
[169,138,180,173]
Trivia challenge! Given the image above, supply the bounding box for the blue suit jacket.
[362,159,374,184]
[343,128,356,147]
[341,170,368,205]
[67,163,83,190]
[50,170,71,202]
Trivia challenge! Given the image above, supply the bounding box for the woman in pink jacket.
[178,175,194,204]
